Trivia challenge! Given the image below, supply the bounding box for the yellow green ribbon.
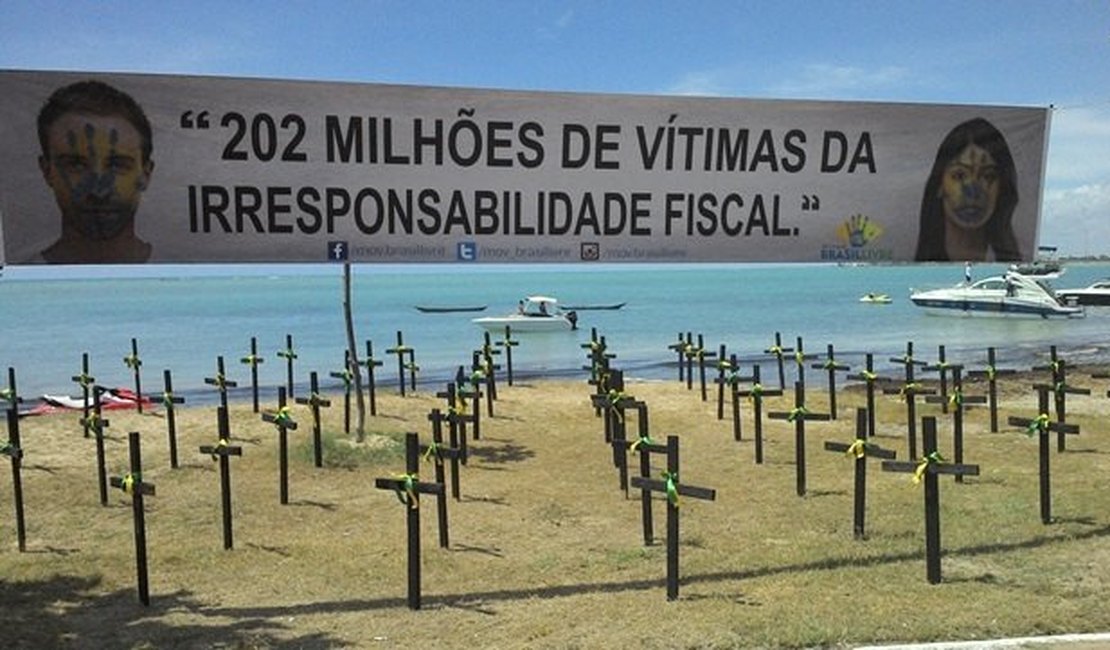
[0,440,13,456]
[748,383,764,403]
[277,348,297,360]
[787,406,808,422]
[717,359,733,372]
[422,441,440,464]
[607,389,627,423]
[949,390,964,408]
[861,370,877,382]
[661,471,680,508]
[82,413,102,431]
[629,434,654,453]
[845,438,868,459]
[212,373,227,390]
[119,473,137,494]
[794,351,805,366]
[240,354,261,366]
[161,391,176,409]
[767,345,783,357]
[123,354,142,370]
[823,359,838,370]
[210,438,228,461]
[394,473,419,509]
[0,387,14,403]
[271,406,294,429]
[913,451,945,484]
[985,365,997,381]
[1026,413,1050,436]
[899,382,921,400]
[75,372,93,389]
[338,369,353,389]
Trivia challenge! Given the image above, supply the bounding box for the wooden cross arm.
[444,411,477,424]
[1,443,24,460]
[737,387,784,397]
[589,395,643,409]
[812,361,850,371]
[966,368,1018,378]
[923,363,964,373]
[629,476,716,501]
[889,356,928,366]
[881,460,980,477]
[295,395,332,407]
[1006,416,1080,435]
[161,395,186,405]
[823,441,896,459]
[110,476,156,496]
[881,386,937,396]
[715,374,756,385]
[924,394,988,406]
[767,410,833,422]
[497,340,520,347]
[612,438,667,454]
[204,377,240,388]
[199,444,244,456]
[846,373,890,382]
[373,477,445,496]
[1032,383,1092,396]
[420,444,462,462]
[261,411,299,430]
[363,359,384,368]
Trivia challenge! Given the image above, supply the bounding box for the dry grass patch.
[1,369,1109,648]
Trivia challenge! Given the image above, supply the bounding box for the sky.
[2,0,1109,257]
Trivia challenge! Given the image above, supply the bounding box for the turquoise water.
[2,262,1109,406]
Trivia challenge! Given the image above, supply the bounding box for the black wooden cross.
[846,353,893,439]
[109,431,156,605]
[387,331,415,396]
[736,365,783,464]
[667,332,692,383]
[1033,359,1090,452]
[3,367,27,551]
[204,356,238,415]
[295,371,331,468]
[584,332,617,415]
[434,382,473,465]
[419,428,459,548]
[277,334,298,400]
[882,416,980,584]
[884,343,935,459]
[123,337,145,414]
[966,347,1017,432]
[261,387,298,505]
[477,331,501,403]
[450,365,483,441]
[495,325,520,385]
[363,339,384,416]
[769,382,832,497]
[1007,386,1079,524]
[713,345,731,420]
[159,369,185,469]
[199,407,243,550]
[590,369,642,493]
[764,331,794,390]
[924,344,954,414]
[684,334,716,400]
[470,350,497,419]
[823,408,896,539]
[811,343,850,419]
[330,350,356,435]
[610,403,659,544]
[717,354,755,441]
[86,385,111,506]
[629,435,716,601]
[374,432,447,610]
[239,336,265,413]
[72,353,95,438]
[923,367,986,483]
[790,336,819,392]
[425,407,463,501]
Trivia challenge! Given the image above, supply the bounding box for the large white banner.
[0,70,1049,265]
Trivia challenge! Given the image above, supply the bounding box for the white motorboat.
[1009,245,1065,280]
[472,295,578,332]
[1055,279,1110,306]
[859,292,892,304]
[910,272,1084,318]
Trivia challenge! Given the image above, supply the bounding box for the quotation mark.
[801,195,821,211]
[180,110,211,129]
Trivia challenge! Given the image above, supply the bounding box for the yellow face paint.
[41,112,151,240]
[938,143,999,230]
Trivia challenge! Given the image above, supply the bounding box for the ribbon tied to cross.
[1026,413,1050,437]
[913,451,945,484]
[899,382,921,401]
[271,406,294,429]
[787,406,808,422]
[123,353,142,370]
[393,473,419,509]
[240,354,262,367]
[629,434,654,453]
[161,391,177,410]
[661,470,680,508]
[210,438,229,462]
[844,438,868,459]
[118,473,139,495]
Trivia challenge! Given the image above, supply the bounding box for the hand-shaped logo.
[836,214,883,248]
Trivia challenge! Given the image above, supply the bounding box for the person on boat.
[35,79,155,263]
[914,118,1021,263]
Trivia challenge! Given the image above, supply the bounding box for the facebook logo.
[457,241,477,261]
[327,241,348,261]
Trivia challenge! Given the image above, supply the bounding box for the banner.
[0,70,1049,265]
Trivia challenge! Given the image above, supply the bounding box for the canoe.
[415,305,487,313]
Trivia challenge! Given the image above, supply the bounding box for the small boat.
[1055,279,1110,306]
[1009,245,1065,280]
[560,302,626,311]
[859,293,892,304]
[472,295,578,332]
[415,305,487,313]
[910,272,1084,318]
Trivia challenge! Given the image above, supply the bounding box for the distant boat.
[859,293,892,304]
[910,272,1084,318]
[1009,245,1065,280]
[472,295,578,332]
[1055,279,1110,306]
[560,302,626,311]
[415,305,487,313]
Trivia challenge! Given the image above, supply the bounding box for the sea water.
[2,261,1109,406]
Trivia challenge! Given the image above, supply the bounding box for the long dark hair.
[914,117,1020,261]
